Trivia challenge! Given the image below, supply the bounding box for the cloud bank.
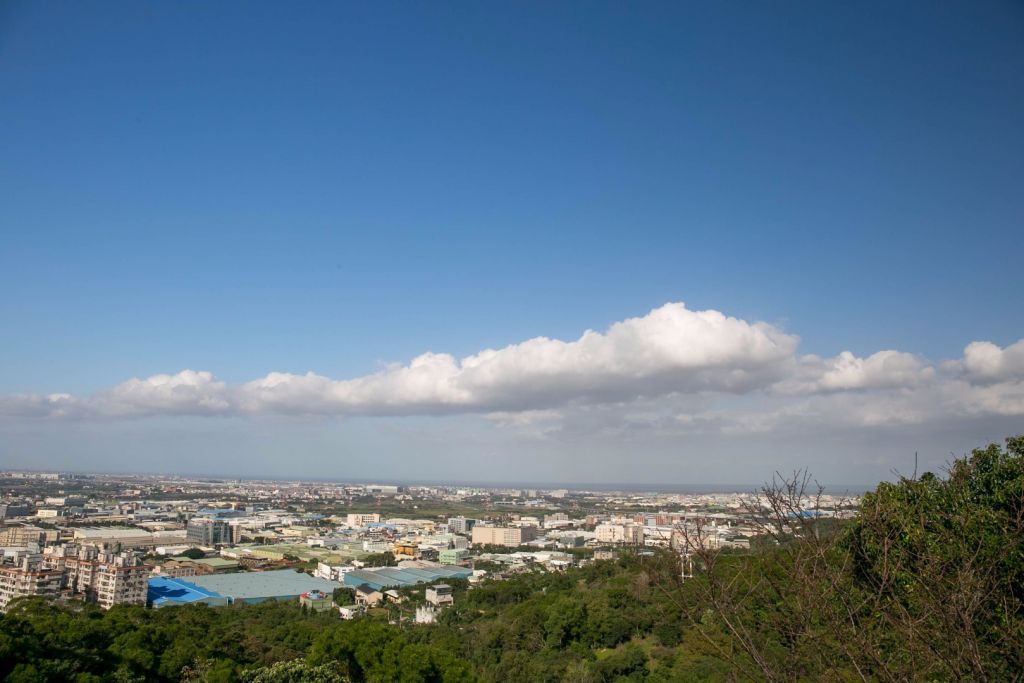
[2,303,1022,435]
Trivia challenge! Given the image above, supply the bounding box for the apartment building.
[346,513,381,528]
[0,551,62,611]
[471,525,538,547]
[425,583,454,606]
[44,544,149,609]
[0,525,54,546]
[446,516,477,535]
[594,523,645,545]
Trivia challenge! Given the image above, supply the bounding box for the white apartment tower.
[44,544,149,608]
[595,523,644,545]
[0,552,62,611]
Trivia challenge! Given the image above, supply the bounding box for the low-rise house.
[338,604,363,620]
[425,583,453,607]
[354,584,382,607]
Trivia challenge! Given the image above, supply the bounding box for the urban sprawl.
[0,471,857,621]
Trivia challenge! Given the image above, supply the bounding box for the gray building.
[447,517,477,535]
[185,518,231,546]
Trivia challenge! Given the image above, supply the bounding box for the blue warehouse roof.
[187,569,339,602]
[148,576,227,608]
[149,570,339,606]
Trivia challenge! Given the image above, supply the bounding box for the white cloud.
[776,350,934,394]
[235,302,798,415]
[953,339,1024,383]
[1,303,1022,436]
[100,370,231,416]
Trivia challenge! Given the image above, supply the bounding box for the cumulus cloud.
[951,339,1024,383]
[776,350,934,394]
[235,303,798,415]
[1,303,1022,433]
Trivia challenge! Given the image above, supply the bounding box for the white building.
[595,523,644,545]
[338,604,363,620]
[44,544,149,609]
[72,527,156,549]
[446,517,476,535]
[314,562,356,581]
[346,513,381,528]
[425,583,453,607]
[471,525,537,547]
[0,551,62,611]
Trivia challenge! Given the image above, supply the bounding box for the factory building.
[343,564,472,592]
[148,569,338,607]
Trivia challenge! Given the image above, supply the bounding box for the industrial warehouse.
[148,569,338,607]
[342,564,473,592]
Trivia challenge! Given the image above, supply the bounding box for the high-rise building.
[44,544,149,609]
[0,525,51,546]
[186,518,231,546]
[594,523,644,545]
[447,516,477,535]
[0,551,62,611]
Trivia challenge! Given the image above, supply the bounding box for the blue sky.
[1,2,1022,485]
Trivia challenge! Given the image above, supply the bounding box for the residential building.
[346,513,380,528]
[446,517,476,535]
[544,513,572,528]
[0,551,62,611]
[45,544,149,608]
[425,583,453,606]
[354,584,383,606]
[595,523,645,545]
[314,562,356,581]
[471,525,537,547]
[338,604,363,620]
[0,525,52,547]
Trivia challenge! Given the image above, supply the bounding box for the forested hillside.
[1,437,1020,682]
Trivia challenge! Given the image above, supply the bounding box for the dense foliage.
[0,437,1020,682]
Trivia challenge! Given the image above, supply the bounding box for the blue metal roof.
[343,565,472,591]
[148,576,225,607]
